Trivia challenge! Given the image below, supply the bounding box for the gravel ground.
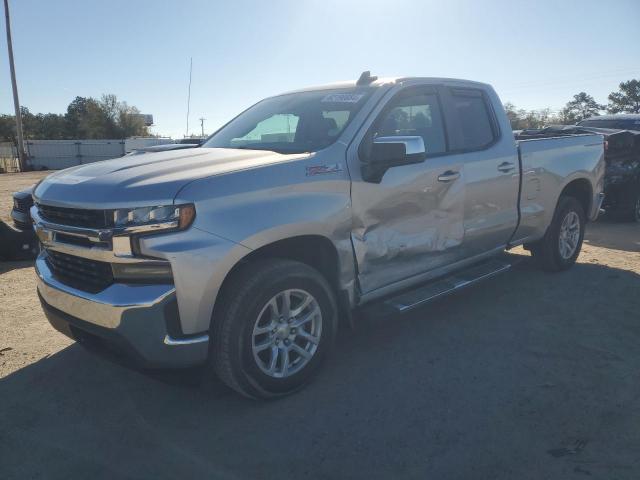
[0,170,639,479]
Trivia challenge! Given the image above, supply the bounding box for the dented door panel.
[350,156,466,294]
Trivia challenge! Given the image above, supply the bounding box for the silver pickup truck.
[32,73,605,398]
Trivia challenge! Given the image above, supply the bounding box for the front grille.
[38,204,113,229]
[45,249,114,293]
[14,196,33,212]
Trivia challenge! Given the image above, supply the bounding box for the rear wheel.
[209,259,337,399]
[607,191,640,222]
[629,192,640,223]
[529,196,586,272]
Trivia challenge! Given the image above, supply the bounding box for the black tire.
[209,259,338,399]
[529,196,586,272]
[624,191,640,223]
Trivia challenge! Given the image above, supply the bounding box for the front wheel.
[529,196,586,272]
[209,259,337,399]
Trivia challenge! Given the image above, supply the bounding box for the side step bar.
[382,259,511,313]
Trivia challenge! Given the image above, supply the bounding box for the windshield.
[202,87,375,154]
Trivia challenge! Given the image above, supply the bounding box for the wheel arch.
[559,177,593,219]
[211,235,351,330]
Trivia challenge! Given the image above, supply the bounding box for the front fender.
[170,150,356,331]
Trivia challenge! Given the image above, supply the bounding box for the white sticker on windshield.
[321,93,365,103]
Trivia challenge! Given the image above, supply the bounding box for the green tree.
[0,115,16,141]
[0,94,149,142]
[563,92,604,122]
[503,102,522,129]
[607,79,640,114]
[65,96,109,138]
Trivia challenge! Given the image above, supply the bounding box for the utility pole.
[3,0,27,171]
[199,117,205,138]
[185,57,192,137]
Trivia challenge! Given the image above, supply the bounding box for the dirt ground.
[0,171,639,479]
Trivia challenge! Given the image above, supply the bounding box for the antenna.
[185,57,192,137]
[356,71,377,86]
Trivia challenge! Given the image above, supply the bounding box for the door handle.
[437,170,460,182]
[497,162,516,173]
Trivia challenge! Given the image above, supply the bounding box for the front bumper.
[35,255,209,368]
[11,208,32,230]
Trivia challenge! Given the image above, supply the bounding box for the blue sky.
[1,0,638,138]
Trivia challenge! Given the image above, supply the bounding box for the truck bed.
[511,133,605,243]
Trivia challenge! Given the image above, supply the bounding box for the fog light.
[112,262,173,283]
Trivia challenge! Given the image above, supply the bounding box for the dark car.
[125,142,201,156]
[175,137,204,145]
[517,125,640,222]
[577,114,640,132]
[2,187,38,260]
[11,187,35,230]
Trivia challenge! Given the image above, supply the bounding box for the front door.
[348,85,467,294]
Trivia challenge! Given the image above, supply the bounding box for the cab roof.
[280,76,492,96]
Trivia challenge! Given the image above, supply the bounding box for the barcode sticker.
[321,93,365,103]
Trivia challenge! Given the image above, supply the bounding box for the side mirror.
[362,136,426,183]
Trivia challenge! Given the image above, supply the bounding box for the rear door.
[438,86,520,256]
[348,85,467,294]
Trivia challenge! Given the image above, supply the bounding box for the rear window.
[448,89,496,150]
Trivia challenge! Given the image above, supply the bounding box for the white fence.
[26,140,126,170]
[0,142,19,173]
[0,138,177,171]
[16,138,174,170]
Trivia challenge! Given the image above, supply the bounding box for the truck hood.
[34,147,309,209]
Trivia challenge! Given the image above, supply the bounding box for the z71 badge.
[306,163,344,176]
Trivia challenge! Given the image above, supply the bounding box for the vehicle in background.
[577,114,640,132]
[175,137,205,145]
[32,73,605,399]
[518,125,640,222]
[11,187,35,230]
[124,137,174,154]
[3,187,38,260]
[126,143,201,156]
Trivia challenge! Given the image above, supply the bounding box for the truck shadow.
[0,259,34,275]
[1,256,640,479]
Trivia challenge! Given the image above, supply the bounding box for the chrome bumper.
[36,255,209,367]
[10,208,31,229]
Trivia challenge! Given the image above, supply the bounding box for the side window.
[448,89,496,150]
[368,90,447,156]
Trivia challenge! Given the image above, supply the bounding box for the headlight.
[113,204,195,232]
